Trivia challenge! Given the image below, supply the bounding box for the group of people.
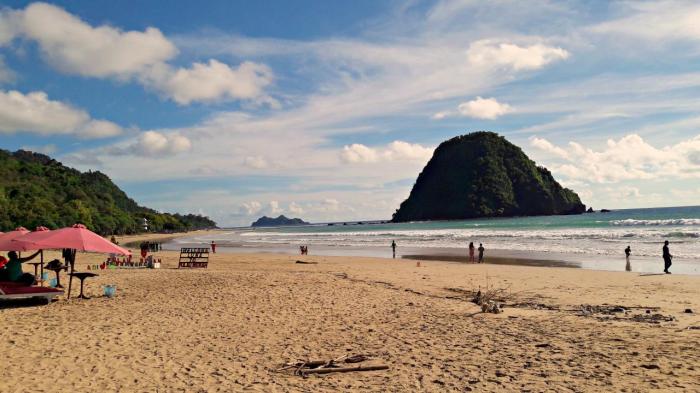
[389,240,486,263]
[624,240,674,274]
[299,245,309,255]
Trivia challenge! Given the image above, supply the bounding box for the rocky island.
[251,215,310,227]
[392,132,586,222]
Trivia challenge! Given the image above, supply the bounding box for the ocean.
[170,206,700,273]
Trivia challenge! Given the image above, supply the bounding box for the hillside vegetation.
[0,150,216,234]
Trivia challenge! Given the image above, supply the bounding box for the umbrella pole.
[67,250,75,299]
[40,250,44,286]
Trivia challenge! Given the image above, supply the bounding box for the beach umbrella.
[3,226,52,280]
[13,224,131,298]
[0,227,31,251]
[12,224,130,255]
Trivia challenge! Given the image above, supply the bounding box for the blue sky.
[1,1,700,226]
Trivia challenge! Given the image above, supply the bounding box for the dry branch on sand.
[275,354,388,376]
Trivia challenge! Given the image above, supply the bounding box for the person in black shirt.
[662,240,672,274]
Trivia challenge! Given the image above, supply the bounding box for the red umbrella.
[13,224,131,299]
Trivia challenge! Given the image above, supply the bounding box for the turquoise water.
[231,206,700,259]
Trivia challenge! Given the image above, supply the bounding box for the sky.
[1,0,700,227]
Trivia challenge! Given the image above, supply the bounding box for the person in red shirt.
[211,241,216,253]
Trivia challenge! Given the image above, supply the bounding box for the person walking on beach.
[210,241,216,254]
[391,240,397,259]
[478,243,485,263]
[468,242,475,263]
[624,245,631,272]
[662,240,672,274]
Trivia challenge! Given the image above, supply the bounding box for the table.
[46,266,66,288]
[69,272,98,299]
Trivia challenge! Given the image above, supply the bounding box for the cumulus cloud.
[341,141,433,163]
[0,89,122,137]
[106,131,192,157]
[529,137,569,159]
[530,134,700,183]
[288,202,304,215]
[457,97,512,119]
[239,201,262,215]
[467,41,569,71]
[268,200,283,215]
[20,2,176,78]
[143,60,274,105]
[0,3,274,105]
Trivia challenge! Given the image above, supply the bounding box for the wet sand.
[1,245,699,392]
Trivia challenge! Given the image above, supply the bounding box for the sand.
[1,244,699,392]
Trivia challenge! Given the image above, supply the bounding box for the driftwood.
[276,354,387,376]
[301,365,389,375]
[295,260,318,264]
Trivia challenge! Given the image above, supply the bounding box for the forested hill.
[392,132,586,222]
[0,150,216,234]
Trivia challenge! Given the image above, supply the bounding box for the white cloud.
[529,137,569,159]
[431,111,450,120]
[467,41,569,71]
[143,60,274,105]
[78,120,123,139]
[341,141,433,164]
[1,3,274,105]
[341,143,380,163]
[457,96,512,119]
[118,131,192,157]
[0,89,122,137]
[530,134,700,183]
[590,2,700,43]
[239,201,262,215]
[20,2,176,78]
[268,200,283,215]
[288,202,304,215]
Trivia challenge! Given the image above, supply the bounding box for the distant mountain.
[251,215,309,227]
[392,132,586,222]
[0,150,216,234]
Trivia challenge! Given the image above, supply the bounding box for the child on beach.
[468,242,475,262]
[478,244,485,263]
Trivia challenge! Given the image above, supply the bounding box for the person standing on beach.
[211,241,216,254]
[391,240,397,259]
[478,243,485,263]
[468,242,475,263]
[624,245,631,272]
[662,240,672,274]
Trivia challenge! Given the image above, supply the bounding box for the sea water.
[199,206,700,259]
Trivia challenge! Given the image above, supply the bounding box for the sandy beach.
[1,236,698,393]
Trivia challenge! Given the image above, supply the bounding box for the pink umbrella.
[0,227,31,251]
[13,224,130,255]
[3,226,52,281]
[13,224,131,299]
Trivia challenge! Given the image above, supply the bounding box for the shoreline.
[164,234,700,275]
